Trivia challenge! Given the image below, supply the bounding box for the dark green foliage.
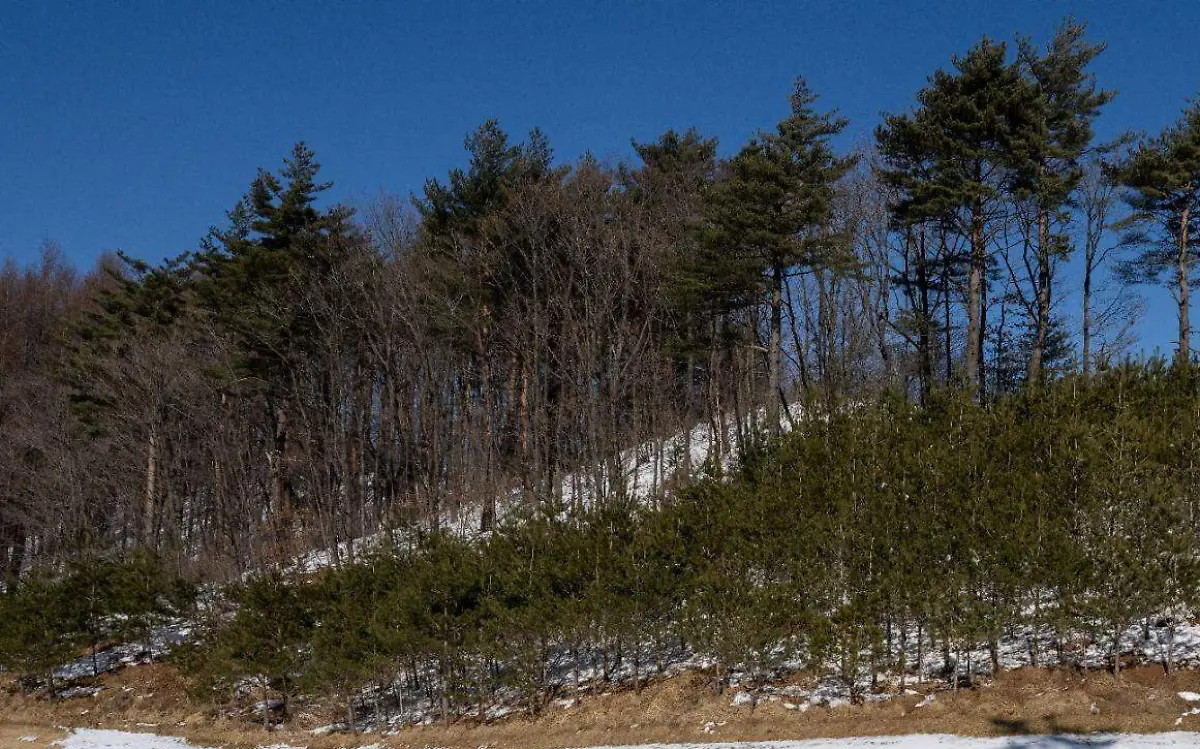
[877,37,1039,393]
[413,121,561,349]
[625,128,718,201]
[416,120,556,247]
[0,555,192,691]
[188,572,315,724]
[0,573,77,691]
[16,20,1200,729]
[196,142,360,390]
[1013,20,1112,210]
[877,39,1033,223]
[1116,102,1200,263]
[696,79,856,317]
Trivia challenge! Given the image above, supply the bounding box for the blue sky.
[2,0,1197,354]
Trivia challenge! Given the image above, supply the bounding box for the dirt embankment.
[5,665,1200,749]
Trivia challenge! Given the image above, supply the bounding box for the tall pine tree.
[1015,20,1112,384]
[700,78,856,428]
[1116,100,1200,367]
[878,39,1034,397]
[195,143,357,517]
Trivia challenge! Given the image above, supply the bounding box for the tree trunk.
[1166,619,1176,674]
[480,355,495,531]
[143,428,158,548]
[1082,251,1093,378]
[519,361,530,457]
[916,620,924,684]
[261,680,271,730]
[965,207,985,398]
[942,231,954,383]
[1112,623,1122,679]
[1178,207,1191,368]
[1031,597,1041,668]
[4,525,25,594]
[271,404,289,517]
[769,263,783,435]
[1027,208,1051,385]
[916,231,933,402]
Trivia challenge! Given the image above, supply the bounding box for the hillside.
[3,371,1200,743]
[8,13,1200,748]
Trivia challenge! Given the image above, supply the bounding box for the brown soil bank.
[5,666,1200,749]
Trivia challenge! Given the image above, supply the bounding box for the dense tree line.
[4,19,1200,712]
[175,366,1200,727]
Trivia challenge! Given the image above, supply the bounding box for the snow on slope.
[50,728,1200,749]
[292,405,799,573]
[54,622,191,682]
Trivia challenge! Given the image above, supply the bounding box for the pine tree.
[307,564,385,732]
[1115,100,1200,367]
[214,573,316,728]
[413,122,558,522]
[0,573,76,694]
[195,143,357,516]
[873,120,961,401]
[700,78,856,428]
[625,127,719,335]
[878,39,1035,397]
[414,120,557,345]
[1014,20,1112,384]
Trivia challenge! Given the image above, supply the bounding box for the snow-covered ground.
[291,405,796,573]
[48,728,1200,749]
[54,622,191,683]
[55,732,192,749]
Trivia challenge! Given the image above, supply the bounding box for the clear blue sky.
[2,0,1196,354]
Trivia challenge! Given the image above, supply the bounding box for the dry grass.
[0,725,69,749]
[5,665,1200,749]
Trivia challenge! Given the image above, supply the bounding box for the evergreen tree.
[65,252,197,548]
[1014,20,1112,384]
[878,39,1035,396]
[414,120,558,346]
[0,573,75,694]
[1115,100,1200,367]
[307,564,386,732]
[700,78,856,427]
[195,143,358,516]
[210,573,315,727]
[625,128,718,204]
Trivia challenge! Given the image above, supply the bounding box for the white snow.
[289,405,804,574]
[55,731,194,749]
[54,622,191,682]
[48,729,1200,749]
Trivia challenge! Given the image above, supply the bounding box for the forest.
[3,18,1200,724]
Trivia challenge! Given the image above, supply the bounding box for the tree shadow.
[991,718,1034,735]
[989,716,1120,749]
